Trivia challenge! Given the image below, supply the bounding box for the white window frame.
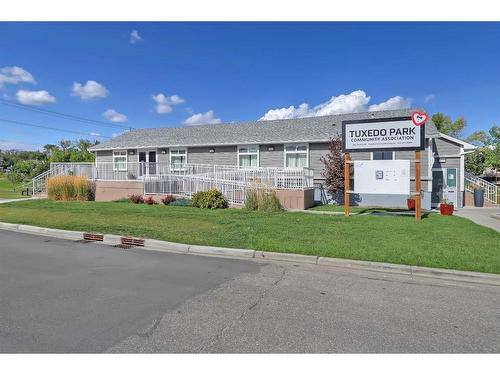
[170,148,187,170]
[113,150,128,171]
[370,151,394,160]
[237,145,259,168]
[284,143,309,168]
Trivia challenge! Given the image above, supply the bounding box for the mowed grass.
[0,177,26,199]
[0,199,499,274]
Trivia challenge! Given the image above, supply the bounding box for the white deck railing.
[464,171,499,204]
[32,162,314,199]
[47,162,314,189]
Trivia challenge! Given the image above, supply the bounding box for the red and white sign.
[411,111,428,126]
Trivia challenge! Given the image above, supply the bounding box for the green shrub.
[245,189,282,212]
[244,189,259,210]
[169,198,192,206]
[192,189,228,209]
[258,190,282,212]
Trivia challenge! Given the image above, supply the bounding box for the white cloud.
[103,108,128,123]
[424,93,436,103]
[129,30,143,44]
[71,80,109,101]
[152,93,185,114]
[259,90,412,121]
[16,90,56,105]
[183,110,221,126]
[0,139,40,151]
[89,132,101,137]
[368,96,412,112]
[0,66,35,87]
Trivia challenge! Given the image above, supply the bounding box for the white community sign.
[342,117,425,152]
[353,160,410,195]
[341,113,428,220]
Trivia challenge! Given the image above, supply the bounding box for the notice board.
[353,160,410,195]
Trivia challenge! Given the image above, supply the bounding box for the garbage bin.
[474,188,484,207]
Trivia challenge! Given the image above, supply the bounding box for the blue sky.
[1,22,499,150]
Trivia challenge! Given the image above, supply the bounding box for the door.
[432,168,458,207]
[148,151,157,175]
[444,168,457,205]
[138,150,157,177]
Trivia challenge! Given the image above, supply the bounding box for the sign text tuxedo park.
[342,118,425,152]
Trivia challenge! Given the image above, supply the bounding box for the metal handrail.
[464,171,498,204]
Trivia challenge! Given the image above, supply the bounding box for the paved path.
[1,230,499,353]
[0,198,31,204]
[455,207,500,232]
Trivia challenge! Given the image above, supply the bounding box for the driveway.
[1,229,499,353]
[455,207,500,232]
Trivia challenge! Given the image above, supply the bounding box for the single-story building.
[85,108,475,209]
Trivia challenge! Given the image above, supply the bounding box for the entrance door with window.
[432,168,458,207]
[138,150,157,177]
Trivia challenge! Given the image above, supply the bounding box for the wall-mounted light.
[268,146,275,151]
[209,148,215,153]
[128,150,135,155]
[160,149,167,154]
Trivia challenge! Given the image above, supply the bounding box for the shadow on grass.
[362,208,431,219]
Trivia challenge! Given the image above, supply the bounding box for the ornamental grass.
[47,175,92,201]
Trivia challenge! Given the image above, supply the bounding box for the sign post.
[415,150,421,221]
[344,152,350,217]
[341,113,427,221]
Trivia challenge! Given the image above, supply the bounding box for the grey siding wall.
[259,144,284,168]
[309,143,328,179]
[157,148,169,164]
[433,137,461,156]
[96,150,113,163]
[187,146,237,165]
[432,137,464,206]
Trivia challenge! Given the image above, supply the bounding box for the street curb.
[1,221,500,286]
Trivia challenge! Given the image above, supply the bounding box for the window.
[113,150,127,171]
[372,151,394,160]
[285,144,308,168]
[238,145,259,168]
[170,149,187,168]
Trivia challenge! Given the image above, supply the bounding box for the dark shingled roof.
[89,108,439,151]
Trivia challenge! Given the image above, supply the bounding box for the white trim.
[237,145,259,168]
[438,133,477,150]
[88,139,330,152]
[284,143,309,168]
[428,137,434,192]
[112,150,127,171]
[370,151,394,160]
[460,148,465,192]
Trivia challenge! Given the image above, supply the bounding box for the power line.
[0,117,111,139]
[0,98,133,130]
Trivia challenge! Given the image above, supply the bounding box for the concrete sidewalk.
[0,198,32,204]
[455,207,500,232]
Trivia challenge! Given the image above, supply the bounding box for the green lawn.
[0,177,26,199]
[0,199,499,274]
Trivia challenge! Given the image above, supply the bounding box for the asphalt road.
[0,230,258,353]
[1,229,499,353]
